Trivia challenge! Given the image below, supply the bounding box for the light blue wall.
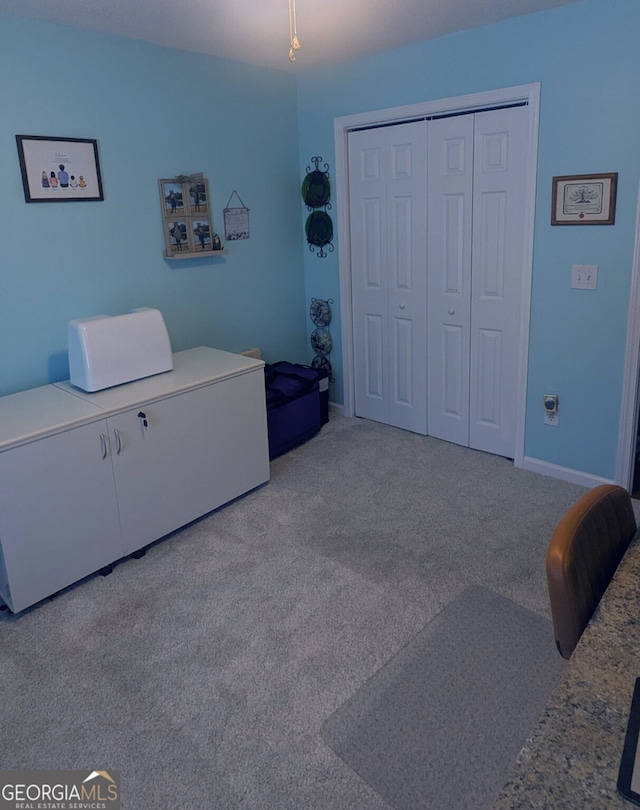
[1,15,308,397]
[4,3,640,482]
[296,0,640,480]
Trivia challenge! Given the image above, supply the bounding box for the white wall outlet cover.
[543,394,558,413]
[571,264,598,290]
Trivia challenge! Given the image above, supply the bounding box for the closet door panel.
[364,314,385,402]
[386,124,428,433]
[350,135,389,426]
[470,106,528,457]
[476,327,503,428]
[363,197,384,288]
[350,123,428,434]
[427,115,474,446]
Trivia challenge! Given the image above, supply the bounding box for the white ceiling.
[0,0,582,72]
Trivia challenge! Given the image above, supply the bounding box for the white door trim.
[334,82,541,467]
[616,178,640,488]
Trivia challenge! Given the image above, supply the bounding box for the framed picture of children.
[159,180,186,217]
[190,218,214,251]
[158,174,225,258]
[16,135,104,202]
[187,179,209,216]
[164,219,193,255]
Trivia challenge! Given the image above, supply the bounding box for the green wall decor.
[302,156,333,258]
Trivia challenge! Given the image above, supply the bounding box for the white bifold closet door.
[427,106,528,457]
[349,121,428,435]
[349,104,528,459]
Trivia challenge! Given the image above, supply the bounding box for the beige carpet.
[0,415,588,808]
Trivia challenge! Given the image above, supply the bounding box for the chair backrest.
[546,484,637,659]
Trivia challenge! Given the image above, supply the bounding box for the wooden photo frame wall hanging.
[159,175,224,258]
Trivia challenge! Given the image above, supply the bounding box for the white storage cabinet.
[0,347,269,613]
[105,366,269,556]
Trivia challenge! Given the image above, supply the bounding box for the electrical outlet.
[571,264,598,290]
[543,394,558,426]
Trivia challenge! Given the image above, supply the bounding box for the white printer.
[68,307,173,392]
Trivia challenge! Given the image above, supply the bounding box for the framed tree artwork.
[551,173,617,225]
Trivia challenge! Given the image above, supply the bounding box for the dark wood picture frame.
[551,172,617,225]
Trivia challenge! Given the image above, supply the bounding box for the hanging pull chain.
[288,0,301,62]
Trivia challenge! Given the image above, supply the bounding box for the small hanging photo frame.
[224,191,250,240]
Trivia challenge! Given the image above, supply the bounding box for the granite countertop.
[492,533,640,809]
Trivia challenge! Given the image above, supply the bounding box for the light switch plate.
[571,264,598,290]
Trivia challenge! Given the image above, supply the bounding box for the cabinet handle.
[114,428,123,455]
[100,433,109,460]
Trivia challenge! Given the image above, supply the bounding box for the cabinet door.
[111,369,269,555]
[0,421,123,613]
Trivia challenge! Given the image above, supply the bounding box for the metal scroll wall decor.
[309,298,334,382]
[302,156,333,258]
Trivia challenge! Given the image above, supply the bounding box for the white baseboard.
[329,402,345,418]
[522,456,612,489]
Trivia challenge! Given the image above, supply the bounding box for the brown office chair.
[546,484,637,659]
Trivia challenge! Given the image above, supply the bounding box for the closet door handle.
[113,428,123,455]
[448,308,455,315]
[100,433,109,460]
